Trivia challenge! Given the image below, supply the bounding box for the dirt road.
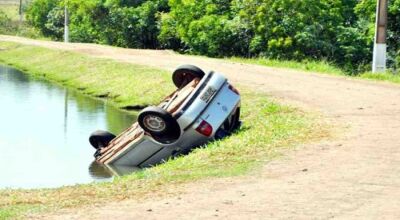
[2,36,400,219]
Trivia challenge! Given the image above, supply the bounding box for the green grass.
[0,41,175,108]
[359,71,400,84]
[230,57,345,75]
[0,42,326,219]
[230,57,400,85]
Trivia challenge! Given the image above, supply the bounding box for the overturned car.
[89,65,241,167]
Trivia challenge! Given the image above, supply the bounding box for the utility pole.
[372,0,388,73]
[19,0,23,22]
[64,5,69,43]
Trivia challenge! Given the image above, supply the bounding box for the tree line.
[24,0,400,73]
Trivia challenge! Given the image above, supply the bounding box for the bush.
[164,0,369,68]
[158,12,182,50]
[45,6,64,40]
[26,0,60,37]
[0,11,12,34]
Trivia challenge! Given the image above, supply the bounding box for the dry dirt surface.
[2,36,400,220]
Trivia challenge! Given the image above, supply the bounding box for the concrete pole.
[64,5,69,43]
[19,0,23,22]
[372,0,388,73]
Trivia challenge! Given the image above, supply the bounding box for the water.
[0,65,138,189]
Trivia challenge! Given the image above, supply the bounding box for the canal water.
[0,65,137,189]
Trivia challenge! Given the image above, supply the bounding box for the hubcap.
[143,115,166,132]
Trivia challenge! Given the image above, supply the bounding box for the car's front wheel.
[138,106,180,138]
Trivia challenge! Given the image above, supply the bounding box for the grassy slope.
[0,42,174,108]
[229,57,346,75]
[231,57,400,84]
[360,72,400,84]
[0,42,325,219]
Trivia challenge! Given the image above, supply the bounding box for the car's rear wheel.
[138,106,180,138]
[89,130,116,149]
[172,64,205,88]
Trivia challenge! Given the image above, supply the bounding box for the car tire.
[89,130,116,149]
[138,106,180,137]
[172,64,205,88]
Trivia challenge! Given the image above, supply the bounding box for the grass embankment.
[0,41,174,108]
[0,42,325,219]
[359,71,400,84]
[229,57,346,75]
[231,57,400,84]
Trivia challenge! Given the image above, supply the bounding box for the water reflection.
[89,162,140,179]
[0,65,138,189]
[89,161,113,179]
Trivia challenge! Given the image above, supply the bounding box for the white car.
[89,65,241,167]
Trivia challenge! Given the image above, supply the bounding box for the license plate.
[200,86,217,103]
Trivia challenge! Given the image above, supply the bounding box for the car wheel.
[172,64,205,88]
[89,130,116,149]
[138,106,180,137]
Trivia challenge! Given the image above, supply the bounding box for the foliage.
[397,50,400,70]
[0,11,13,34]
[25,0,60,37]
[25,0,168,47]
[101,1,163,48]
[163,0,371,71]
[19,0,400,73]
[44,6,64,40]
[0,5,42,38]
[249,0,367,68]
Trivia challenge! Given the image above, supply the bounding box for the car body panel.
[111,138,163,166]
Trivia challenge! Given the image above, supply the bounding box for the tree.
[26,0,60,37]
